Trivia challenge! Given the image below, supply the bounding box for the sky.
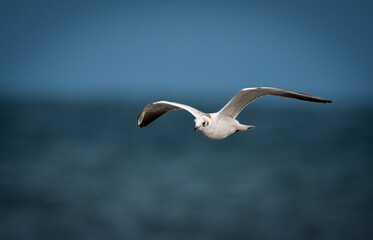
[1,0,372,104]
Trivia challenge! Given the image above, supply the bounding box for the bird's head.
[194,115,211,131]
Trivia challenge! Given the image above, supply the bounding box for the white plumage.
[137,87,332,139]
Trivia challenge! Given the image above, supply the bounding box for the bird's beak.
[194,126,199,131]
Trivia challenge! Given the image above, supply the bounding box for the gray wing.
[218,87,332,119]
[137,101,205,127]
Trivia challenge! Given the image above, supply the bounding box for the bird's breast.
[201,118,237,139]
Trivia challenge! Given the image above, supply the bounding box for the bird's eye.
[202,122,206,127]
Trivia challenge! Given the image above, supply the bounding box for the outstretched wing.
[137,101,205,127]
[218,87,332,119]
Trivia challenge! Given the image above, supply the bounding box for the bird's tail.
[238,124,255,131]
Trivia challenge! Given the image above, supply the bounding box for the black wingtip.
[137,111,146,127]
[138,122,147,128]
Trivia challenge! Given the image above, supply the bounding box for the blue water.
[0,101,372,240]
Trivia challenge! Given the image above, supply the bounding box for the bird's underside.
[137,87,332,139]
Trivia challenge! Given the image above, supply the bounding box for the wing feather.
[218,87,332,118]
[137,101,204,127]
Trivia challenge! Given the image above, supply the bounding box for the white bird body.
[137,87,332,140]
[194,113,252,139]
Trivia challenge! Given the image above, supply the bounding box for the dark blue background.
[1,0,372,103]
[1,1,372,240]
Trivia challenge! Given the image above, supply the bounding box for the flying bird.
[137,87,332,139]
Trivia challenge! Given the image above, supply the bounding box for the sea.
[0,100,372,240]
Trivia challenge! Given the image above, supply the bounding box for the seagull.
[137,87,332,139]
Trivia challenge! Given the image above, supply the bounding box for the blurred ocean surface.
[0,100,372,240]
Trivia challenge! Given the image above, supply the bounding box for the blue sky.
[1,0,372,103]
